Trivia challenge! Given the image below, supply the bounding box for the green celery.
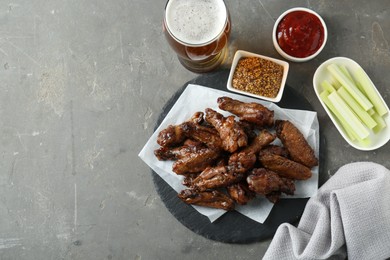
[337,87,377,129]
[331,78,342,89]
[355,135,372,147]
[328,91,370,140]
[321,80,337,93]
[340,64,367,95]
[319,90,356,141]
[372,113,387,134]
[352,67,388,117]
[339,64,355,83]
[327,64,373,111]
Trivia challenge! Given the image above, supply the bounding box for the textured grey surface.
[0,0,389,259]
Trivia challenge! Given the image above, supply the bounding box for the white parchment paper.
[139,84,319,223]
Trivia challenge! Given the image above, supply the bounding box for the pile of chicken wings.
[154,96,318,211]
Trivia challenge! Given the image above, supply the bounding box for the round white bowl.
[272,7,328,62]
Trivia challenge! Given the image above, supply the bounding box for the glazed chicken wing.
[182,173,200,187]
[181,122,223,150]
[227,182,255,205]
[172,147,221,175]
[260,145,289,158]
[178,189,235,211]
[154,140,205,161]
[157,112,204,147]
[247,168,295,195]
[259,151,312,180]
[228,129,276,173]
[217,96,274,127]
[157,124,186,148]
[191,165,245,191]
[205,108,248,153]
[275,120,318,168]
[240,130,276,154]
[237,120,257,140]
[227,152,257,174]
[247,168,295,203]
[265,191,282,204]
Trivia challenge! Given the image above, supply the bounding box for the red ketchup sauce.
[276,10,324,58]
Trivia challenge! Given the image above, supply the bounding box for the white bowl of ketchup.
[272,7,328,62]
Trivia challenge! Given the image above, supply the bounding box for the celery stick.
[372,113,387,133]
[320,91,356,141]
[321,90,371,145]
[340,64,367,95]
[337,87,377,129]
[368,108,375,116]
[356,136,372,147]
[331,78,342,89]
[339,64,355,83]
[321,80,337,93]
[327,64,373,111]
[328,91,370,140]
[352,67,388,117]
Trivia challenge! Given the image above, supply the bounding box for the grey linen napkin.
[263,162,390,260]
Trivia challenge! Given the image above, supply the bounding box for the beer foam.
[165,0,227,45]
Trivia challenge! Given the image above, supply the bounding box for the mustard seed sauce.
[232,57,284,98]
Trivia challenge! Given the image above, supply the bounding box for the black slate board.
[152,69,317,244]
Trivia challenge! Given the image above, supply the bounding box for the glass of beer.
[163,0,231,73]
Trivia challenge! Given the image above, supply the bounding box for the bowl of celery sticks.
[313,57,390,150]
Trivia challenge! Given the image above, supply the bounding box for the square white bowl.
[227,50,289,102]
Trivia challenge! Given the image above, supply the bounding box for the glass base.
[177,46,228,73]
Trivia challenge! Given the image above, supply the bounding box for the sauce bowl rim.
[272,7,328,62]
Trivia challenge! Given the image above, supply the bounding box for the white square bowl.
[227,50,289,102]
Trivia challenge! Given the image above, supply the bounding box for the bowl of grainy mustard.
[227,50,289,102]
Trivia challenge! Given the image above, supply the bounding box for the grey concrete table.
[1,0,389,259]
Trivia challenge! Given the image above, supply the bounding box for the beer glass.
[163,0,231,73]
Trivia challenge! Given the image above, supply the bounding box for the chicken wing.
[178,189,235,211]
[182,173,200,187]
[228,129,276,173]
[154,140,205,161]
[157,124,186,148]
[265,191,282,204]
[181,122,223,150]
[259,151,312,180]
[261,145,289,158]
[227,182,255,205]
[205,108,248,153]
[217,96,274,127]
[237,120,257,140]
[246,168,295,196]
[240,129,276,154]
[191,165,245,191]
[157,112,204,147]
[172,147,221,175]
[227,152,257,175]
[275,120,318,168]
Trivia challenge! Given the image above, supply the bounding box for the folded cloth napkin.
[263,162,390,260]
